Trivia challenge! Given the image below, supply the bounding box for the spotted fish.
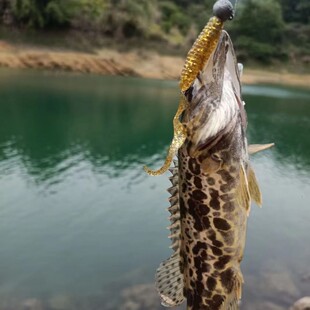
[155,31,273,309]
[146,2,274,310]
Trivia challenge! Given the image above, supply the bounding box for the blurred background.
[0,0,309,78]
[0,1,309,310]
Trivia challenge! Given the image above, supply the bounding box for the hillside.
[0,0,309,72]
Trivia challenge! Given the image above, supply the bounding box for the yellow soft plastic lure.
[144,1,233,176]
[180,16,223,92]
[144,96,188,176]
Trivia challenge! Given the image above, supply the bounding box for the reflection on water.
[0,71,309,309]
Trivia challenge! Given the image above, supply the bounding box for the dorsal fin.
[155,160,185,307]
[248,143,274,155]
[235,164,251,215]
[248,165,262,207]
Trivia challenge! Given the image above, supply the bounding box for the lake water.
[0,70,309,310]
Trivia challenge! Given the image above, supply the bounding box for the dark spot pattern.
[194,256,211,274]
[213,218,231,231]
[192,241,207,255]
[188,158,200,175]
[186,172,192,180]
[191,190,207,201]
[220,193,234,202]
[223,201,235,212]
[202,216,210,228]
[209,189,220,210]
[217,170,234,183]
[211,294,224,309]
[206,277,216,291]
[220,268,235,293]
[200,205,210,216]
[187,198,196,209]
[219,231,234,246]
[194,176,202,189]
[214,255,231,270]
[189,268,193,277]
[210,245,223,256]
[177,148,244,309]
[220,182,234,193]
[213,240,224,247]
[207,177,215,186]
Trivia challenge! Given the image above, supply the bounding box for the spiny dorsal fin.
[235,164,251,216]
[248,165,262,207]
[155,253,185,307]
[248,143,274,155]
[155,159,185,307]
[167,160,181,252]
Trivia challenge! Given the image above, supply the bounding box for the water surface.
[0,70,309,309]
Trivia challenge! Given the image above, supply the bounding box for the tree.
[231,0,286,62]
[280,0,310,24]
[11,0,78,28]
[102,0,158,38]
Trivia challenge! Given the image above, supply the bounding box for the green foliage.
[235,36,287,63]
[78,0,107,19]
[1,0,309,65]
[159,1,190,35]
[280,0,310,24]
[186,2,213,31]
[100,0,158,38]
[231,0,286,63]
[11,0,78,28]
[234,0,284,43]
[168,0,205,7]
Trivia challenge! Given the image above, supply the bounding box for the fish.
[153,29,274,310]
[144,2,274,309]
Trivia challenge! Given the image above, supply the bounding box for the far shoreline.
[0,41,309,89]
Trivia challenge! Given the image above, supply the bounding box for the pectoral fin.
[248,143,274,155]
[248,166,262,207]
[236,164,251,216]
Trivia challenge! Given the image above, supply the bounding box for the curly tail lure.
[144,0,234,176]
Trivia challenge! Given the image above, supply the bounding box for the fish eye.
[211,153,222,162]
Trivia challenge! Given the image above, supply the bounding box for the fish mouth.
[183,30,244,156]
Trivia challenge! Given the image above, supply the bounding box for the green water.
[0,70,309,309]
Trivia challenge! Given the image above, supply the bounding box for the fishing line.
[232,0,239,16]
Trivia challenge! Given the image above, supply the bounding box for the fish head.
[182,30,246,157]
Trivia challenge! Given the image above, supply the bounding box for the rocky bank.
[0,40,309,88]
